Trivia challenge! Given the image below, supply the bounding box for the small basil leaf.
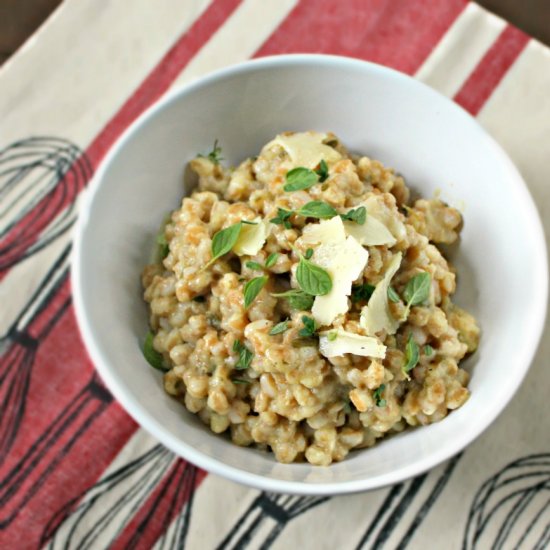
[143,332,167,371]
[272,289,314,310]
[403,272,431,306]
[283,167,319,192]
[233,340,253,370]
[296,257,332,296]
[340,206,367,225]
[206,222,242,268]
[245,261,263,271]
[298,315,316,338]
[243,275,268,309]
[403,334,420,375]
[270,208,294,227]
[315,159,329,182]
[264,253,279,268]
[351,283,376,303]
[373,384,386,407]
[269,320,289,335]
[297,201,337,219]
[424,344,434,356]
[387,286,400,303]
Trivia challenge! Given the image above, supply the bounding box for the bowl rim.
[72,53,549,495]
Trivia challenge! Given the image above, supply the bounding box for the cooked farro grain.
[142,131,480,465]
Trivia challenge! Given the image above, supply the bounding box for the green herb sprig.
[296,254,332,296]
[403,334,420,377]
[298,316,316,338]
[204,222,242,269]
[198,139,223,164]
[351,283,376,303]
[143,332,168,371]
[387,286,400,303]
[270,208,294,229]
[402,272,431,318]
[373,384,387,407]
[271,289,314,311]
[245,253,279,272]
[424,344,434,356]
[340,206,367,225]
[243,275,268,309]
[269,320,289,335]
[233,340,253,370]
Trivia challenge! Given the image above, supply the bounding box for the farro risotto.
[141,131,480,466]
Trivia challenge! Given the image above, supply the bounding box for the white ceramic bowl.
[72,55,548,495]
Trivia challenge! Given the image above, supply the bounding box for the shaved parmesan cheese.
[343,216,396,246]
[233,218,269,256]
[302,215,346,245]
[364,195,406,242]
[311,235,368,326]
[360,252,402,336]
[319,329,386,358]
[268,132,341,169]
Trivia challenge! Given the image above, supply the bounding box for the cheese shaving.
[360,252,402,336]
[233,218,269,256]
[268,132,341,169]
[319,329,386,358]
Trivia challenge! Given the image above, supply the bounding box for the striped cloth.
[1,1,549,548]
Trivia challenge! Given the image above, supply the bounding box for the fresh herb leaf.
[296,256,332,296]
[403,334,420,376]
[264,253,279,268]
[243,275,268,309]
[269,320,289,335]
[205,222,242,268]
[157,233,169,259]
[270,208,294,229]
[232,377,250,385]
[424,344,434,356]
[304,248,314,260]
[351,283,376,303]
[403,272,431,307]
[340,206,367,225]
[143,332,167,371]
[298,315,316,338]
[192,296,206,303]
[315,159,329,182]
[272,289,315,310]
[297,200,337,219]
[245,261,263,271]
[283,167,319,192]
[373,384,387,407]
[233,340,253,370]
[387,286,400,303]
[198,139,223,164]
[327,331,338,342]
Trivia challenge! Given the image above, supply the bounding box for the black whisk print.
[0,244,71,465]
[0,136,91,273]
[463,453,550,550]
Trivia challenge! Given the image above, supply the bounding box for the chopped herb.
[403,272,431,307]
[424,344,434,356]
[327,331,338,342]
[192,296,206,303]
[232,377,250,385]
[233,340,253,370]
[296,256,332,296]
[315,159,329,182]
[387,286,400,303]
[198,139,223,164]
[204,222,242,269]
[142,332,167,371]
[283,167,319,192]
[157,233,169,259]
[297,200,338,219]
[351,283,376,303]
[269,320,289,335]
[340,206,367,225]
[270,207,294,229]
[265,253,279,268]
[243,275,268,309]
[298,315,316,338]
[304,248,314,260]
[373,384,387,407]
[272,289,315,310]
[403,334,420,376]
[245,261,263,271]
